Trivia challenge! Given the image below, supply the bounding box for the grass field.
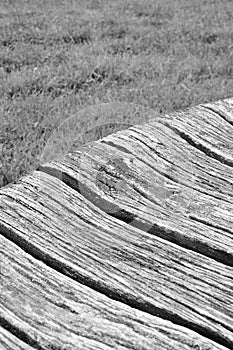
[0,0,233,188]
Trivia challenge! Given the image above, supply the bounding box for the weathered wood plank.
[79,127,233,231]
[38,120,233,265]
[123,121,233,202]
[201,98,233,126]
[0,171,232,348]
[160,101,233,166]
[0,327,34,350]
[1,234,229,350]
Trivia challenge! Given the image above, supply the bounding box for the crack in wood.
[162,121,233,168]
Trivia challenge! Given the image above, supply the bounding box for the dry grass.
[0,0,233,187]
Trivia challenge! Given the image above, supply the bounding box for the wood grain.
[38,101,233,265]
[0,171,232,348]
[1,234,228,350]
[0,327,34,350]
[1,97,233,349]
[201,98,233,126]
[161,101,233,166]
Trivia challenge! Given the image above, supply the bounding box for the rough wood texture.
[0,327,34,350]
[0,97,233,349]
[1,234,228,350]
[39,99,233,265]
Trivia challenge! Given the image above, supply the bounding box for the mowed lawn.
[0,0,233,187]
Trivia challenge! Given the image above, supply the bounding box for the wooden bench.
[0,98,233,350]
